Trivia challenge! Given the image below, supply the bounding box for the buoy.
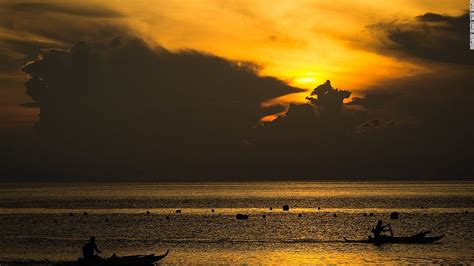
[175,210,181,213]
[54,219,58,223]
[363,213,368,216]
[83,212,88,216]
[211,209,215,213]
[317,207,321,210]
[146,211,150,215]
[369,213,374,217]
[390,212,399,219]
[283,205,290,211]
[262,214,266,219]
[298,213,302,217]
[236,213,249,220]
[333,213,337,217]
[69,213,73,216]
[105,218,109,222]
[465,210,469,214]
[269,207,273,210]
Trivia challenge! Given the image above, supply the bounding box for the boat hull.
[344,234,444,244]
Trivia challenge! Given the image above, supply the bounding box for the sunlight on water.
[0,182,472,264]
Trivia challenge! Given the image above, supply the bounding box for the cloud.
[3,2,124,18]
[368,11,474,65]
[14,37,301,178]
[0,1,131,75]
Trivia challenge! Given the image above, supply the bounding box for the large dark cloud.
[6,38,301,179]
[368,11,474,65]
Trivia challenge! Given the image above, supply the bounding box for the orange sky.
[0,0,468,130]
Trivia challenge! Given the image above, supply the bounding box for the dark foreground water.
[0,182,473,265]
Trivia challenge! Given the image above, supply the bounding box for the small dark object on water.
[211,209,215,213]
[105,218,109,222]
[363,213,368,216]
[390,212,399,219]
[54,219,58,223]
[262,214,266,219]
[83,212,88,216]
[369,213,374,216]
[318,207,321,210]
[236,213,249,220]
[298,213,302,217]
[420,206,424,209]
[176,210,181,213]
[269,207,273,210]
[333,213,337,217]
[465,210,469,214]
[146,211,150,215]
[283,205,290,211]
[69,213,73,216]
[165,216,170,220]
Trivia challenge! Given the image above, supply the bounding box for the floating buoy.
[262,214,266,219]
[211,209,215,213]
[390,212,399,219]
[105,218,109,222]
[236,214,249,220]
[369,213,374,217]
[465,210,469,214]
[317,207,321,210]
[69,213,73,216]
[54,219,58,223]
[146,211,150,215]
[83,212,88,216]
[283,205,290,211]
[175,210,181,213]
[363,213,368,216]
[298,213,302,217]
[269,207,273,210]
[333,213,337,217]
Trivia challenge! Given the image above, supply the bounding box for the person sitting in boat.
[82,236,103,261]
[372,220,392,239]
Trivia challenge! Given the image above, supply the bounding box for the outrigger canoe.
[57,250,169,266]
[344,231,444,244]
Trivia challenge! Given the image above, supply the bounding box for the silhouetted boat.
[57,250,169,266]
[344,232,444,244]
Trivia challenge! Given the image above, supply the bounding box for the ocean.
[0,182,473,265]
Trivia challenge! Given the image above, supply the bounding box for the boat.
[344,231,444,244]
[57,250,169,266]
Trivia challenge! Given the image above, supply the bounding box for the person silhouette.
[82,236,102,261]
[372,220,393,239]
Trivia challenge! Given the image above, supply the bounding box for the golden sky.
[0,0,469,129]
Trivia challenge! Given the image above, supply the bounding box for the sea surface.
[0,181,473,265]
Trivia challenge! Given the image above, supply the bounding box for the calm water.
[0,182,473,265]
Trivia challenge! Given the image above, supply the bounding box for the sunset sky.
[0,0,472,179]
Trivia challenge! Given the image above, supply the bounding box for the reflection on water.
[0,182,472,264]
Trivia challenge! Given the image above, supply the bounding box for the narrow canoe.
[344,233,444,244]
